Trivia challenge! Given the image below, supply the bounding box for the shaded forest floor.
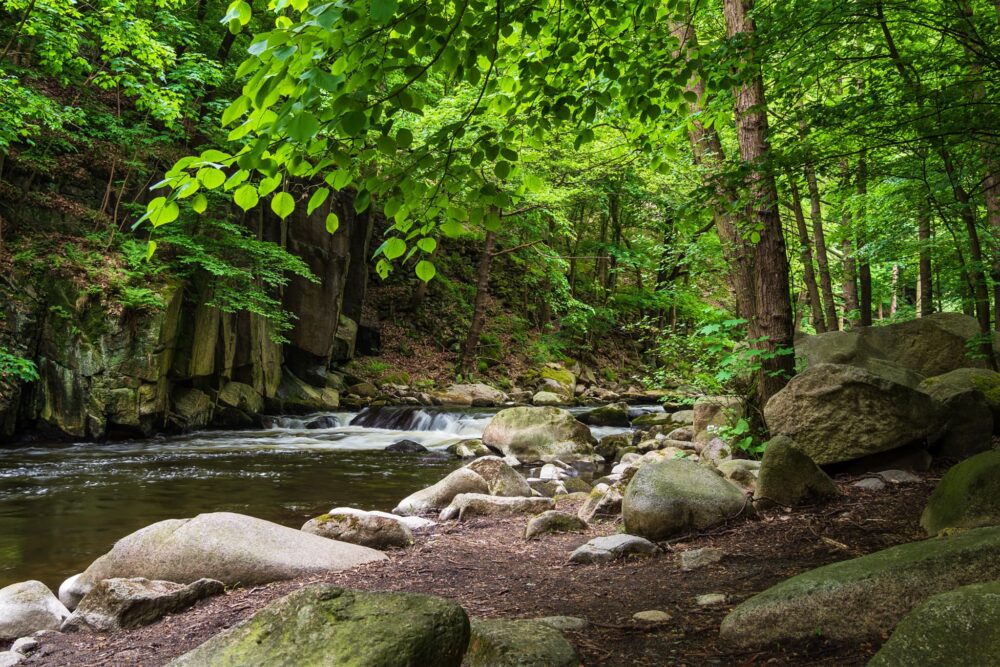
[29,473,936,666]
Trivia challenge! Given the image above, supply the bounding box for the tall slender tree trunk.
[804,163,839,330]
[918,210,934,316]
[669,14,754,322]
[722,0,796,407]
[457,230,496,376]
[787,173,826,332]
[856,151,873,326]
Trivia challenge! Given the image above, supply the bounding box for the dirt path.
[28,474,935,666]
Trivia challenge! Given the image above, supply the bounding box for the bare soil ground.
[28,473,935,666]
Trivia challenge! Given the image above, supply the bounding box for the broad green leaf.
[325,212,340,234]
[383,237,406,259]
[371,0,398,24]
[415,260,436,282]
[234,185,260,211]
[150,202,179,227]
[396,128,414,149]
[417,237,437,253]
[341,110,368,135]
[192,194,208,214]
[145,240,157,261]
[308,187,330,215]
[271,191,295,219]
[197,167,226,190]
[288,112,320,142]
[258,174,283,197]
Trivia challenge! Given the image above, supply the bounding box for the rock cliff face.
[0,189,375,443]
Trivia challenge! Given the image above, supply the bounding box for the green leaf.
[396,128,414,149]
[197,167,226,190]
[234,184,260,211]
[145,240,157,261]
[192,194,208,214]
[288,112,320,142]
[417,237,437,253]
[308,187,330,215]
[383,237,406,259]
[221,97,249,127]
[271,191,295,219]
[415,260,436,282]
[341,110,368,135]
[258,174,283,197]
[371,0,398,23]
[325,212,340,234]
[150,201,179,227]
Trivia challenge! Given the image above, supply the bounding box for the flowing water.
[0,405,644,590]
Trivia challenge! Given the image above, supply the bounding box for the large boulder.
[796,312,994,381]
[752,436,839,508]
[433,383,506,407]
[481,407,597,464]
[531,391,565,406]
[0,581,69,640]
[465,618,580,667]
[393,468,489,515]
[869,582,1000,667]
[921,450,1000,536]
[538,365,576,398]
[763,363,946,465]
[693,396,744,444]
[719,525,1000,648]
[919,370,996,458]
[62,577,224,632]
[465,457,532,497]
[439,494,554,521]
[168,585,469,667]
[74,512,386,600]
[302,511,414,550]
[622,459,749,540]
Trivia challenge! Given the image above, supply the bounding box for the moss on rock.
[921,450,1000,536]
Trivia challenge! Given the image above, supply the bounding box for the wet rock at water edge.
[385,439,428,453]
[465,618,580,667]
[465,456,532,497]
[0,581,70,640]
[524,511,588,540]
[61,577,224,632]
[393,467,490,515]
[168,585,470,667]
[569,534,659,564]
[73,512,386,600]
[481,406,597,464]
[302,510,414,550]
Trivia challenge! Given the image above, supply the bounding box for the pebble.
[632,610,672,623]
[695,593,727,606]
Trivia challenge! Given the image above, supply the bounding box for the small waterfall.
[350,407,468,433]
[271,414,347,430]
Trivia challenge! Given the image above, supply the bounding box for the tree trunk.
[669,15,755,322]
[457,230,496,376]
[856,151,873,326]
[787,173,826,332]
[722,0,796,407]
[918,210,934,317]
[804,163,839,330]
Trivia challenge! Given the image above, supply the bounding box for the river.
[0,405,647,590]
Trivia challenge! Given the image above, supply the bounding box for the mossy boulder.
[719,525,1000,648]
[919,370,994,459]
[465,618,580,667]
[168,585,469,667]
[578,402,630,427]
[538,365,576,397]
[481,407,597,464]
[524,511,588,540]
[433,383,507,407]
[271,369,340,413]
[869,582,1000,667]
[595,433,630,461]
[921,450,1000,536]
[752,436,839,508]
[764,363,946,465]
[622,459,749,540]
